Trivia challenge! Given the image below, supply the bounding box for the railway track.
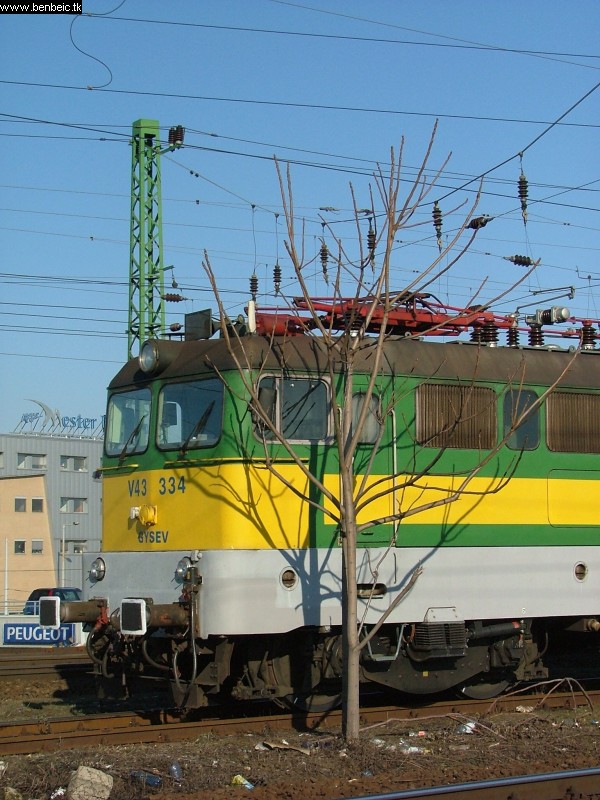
[0,647,90,678]
[342,768,600,800]
[0,678,598,799]
[0,687,595,756]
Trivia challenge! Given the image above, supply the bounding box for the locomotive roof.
[109,335,600,391]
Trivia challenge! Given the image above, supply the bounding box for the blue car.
[23,587,82,615]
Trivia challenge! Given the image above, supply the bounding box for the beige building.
[0,431,102,612]
[0,474,55,611]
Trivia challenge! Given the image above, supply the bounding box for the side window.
[504,390,539,450]
[351,393,382,444]
[416,383,497,449]
[256,377,329,441]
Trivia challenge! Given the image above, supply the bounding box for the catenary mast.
[128,119,183,358]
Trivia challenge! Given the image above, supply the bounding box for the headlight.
[139,340,160,373]
[89,557,106,582]
[175,556,192,582]
[138,339,179,375]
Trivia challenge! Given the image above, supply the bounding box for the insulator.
[507,325,519,347]
[367,226,376,256]
[169,125,185,146]
[432,202,443,253]
[344,310,364,332]
[503,254,534,267]
[273,262,282,295]
[482,322,499,344]
[528,323,544,347]
[467,215,492,230]
[250,273,258,298]
[162,293,185,302]
[518,172,528,225]
[581,320,597,350]
[320,241,329,270]
[470,324,484,344]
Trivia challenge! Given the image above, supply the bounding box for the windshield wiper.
[178,402,215,459]
[118,414,147,465]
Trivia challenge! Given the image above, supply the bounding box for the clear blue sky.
[1,1,599,433]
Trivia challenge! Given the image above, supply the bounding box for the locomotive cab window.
[255,377,329,441]
[157,378,223,450]
[105,388,151,458]
[503,389,539,450]
[416,383,496,449]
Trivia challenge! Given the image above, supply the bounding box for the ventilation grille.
[411,622,466,658]
[547,392,600,453]
[416,383,496,449]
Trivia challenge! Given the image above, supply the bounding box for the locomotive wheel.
[456,674,511,699]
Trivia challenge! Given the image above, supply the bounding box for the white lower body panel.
[85,546,600,637]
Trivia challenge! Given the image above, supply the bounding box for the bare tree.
[202,127,575,741]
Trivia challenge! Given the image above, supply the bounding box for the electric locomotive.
[41,298,600,709]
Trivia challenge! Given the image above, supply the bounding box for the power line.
[0,351,123,363]
[85,14,600,67]
[0,112,131,140]
[2,82,597,128]
[435,78,600,204]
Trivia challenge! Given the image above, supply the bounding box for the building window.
[14,540,25,555]
[32,498,44,513]
[60,497,88,514]
[0,452,4,469]
[15,497,26,513]
[17,453,47,470]
[72,542,87,554]
[416,383,497,450]
[32,540,43,555]
[60,455,88,472]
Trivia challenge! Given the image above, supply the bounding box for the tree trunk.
[340,493,361,741]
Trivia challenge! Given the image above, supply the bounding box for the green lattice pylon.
[128,118,166,358]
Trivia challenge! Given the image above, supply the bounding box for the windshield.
[157,379,223,450]
[105,388,151,458]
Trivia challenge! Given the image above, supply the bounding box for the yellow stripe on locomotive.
[103,465,600,552]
